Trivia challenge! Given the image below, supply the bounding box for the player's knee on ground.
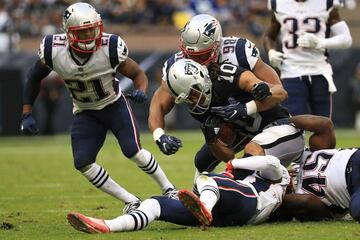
[350,191,360,222]
[73,151,96,170]
[244,142,265,156]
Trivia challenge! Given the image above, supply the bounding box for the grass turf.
[1,129,360,239]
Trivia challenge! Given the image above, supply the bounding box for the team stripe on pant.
[89,167,109,188]
[201,185,220,199]
[139,154,158,174]
[130,210,149,230]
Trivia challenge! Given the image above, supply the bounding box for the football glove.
[21,113,39,135]
[268,49,284,68]
[297,32,322,49]
[208,62,242,83]
[200,115,224,144]
[156,135,182,155]
[130,89,148,104]
[252,82,272,101]
[211,97,247,122]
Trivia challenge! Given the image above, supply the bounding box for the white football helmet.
[167,59,212,115]
[180,14,222,65]
[63,2,103,53]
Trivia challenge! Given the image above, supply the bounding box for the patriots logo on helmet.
[63,10,71,20]
[184,63,199,75]
[203,21,217,40]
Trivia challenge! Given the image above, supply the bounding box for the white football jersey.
[162,37,260,82]
[296,148,357,209]
[242,165,290,224]
[268,0,340,82]
[38,33,128,113]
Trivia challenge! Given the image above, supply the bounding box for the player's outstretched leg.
[67,212,110,234]
[178,189,213,226]
[131,149,178,199]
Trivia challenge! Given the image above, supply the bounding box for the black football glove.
[251,82,272,101]
[200,115,224,144]
[21,113,39,135]
[211,97,247,122]
[156,135,182,155]
[208,63,242,83]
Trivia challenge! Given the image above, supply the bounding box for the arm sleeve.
[325,21,352,49]
[23,59,52,105]
[231,155,283,181]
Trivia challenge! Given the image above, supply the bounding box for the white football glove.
[268,49,284,68]
[297,32,324,49]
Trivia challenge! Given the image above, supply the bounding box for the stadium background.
[0,0,359,135]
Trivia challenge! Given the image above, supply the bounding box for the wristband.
[246,100,257,115]
[153,128,165,141]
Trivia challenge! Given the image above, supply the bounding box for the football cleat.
[67,212,110,234]
[123,199,141,214]
[178,189,213,226]
[163,187,179,200]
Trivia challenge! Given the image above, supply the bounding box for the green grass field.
[1,130,360,240]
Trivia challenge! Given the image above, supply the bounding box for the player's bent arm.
[281,193,333,221]
[326,8,352,49]
[117,57,148,92]
[263,12,281,54]
[22,59,52,114]
[208,141,235,162]
[148,83,175,133]
[290,115,336,150]
[252,58,281,85]
[238,71,287,112]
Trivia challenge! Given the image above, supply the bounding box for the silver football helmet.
[63,2,103,53]
[167,59,212,115]
[180,14,222,65]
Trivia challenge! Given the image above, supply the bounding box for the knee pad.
[73,150,96,170]
[194,150,220,172]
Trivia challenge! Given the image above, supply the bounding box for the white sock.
[131,149,174,192]
[82,163,138,203]
[105,198,160,232]
[196,174,220,212]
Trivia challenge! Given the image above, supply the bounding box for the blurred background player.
[20,2,177,214]
[263,0,352,118]
[66,155,289,233]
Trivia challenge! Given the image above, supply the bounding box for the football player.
[157,58,305,175]
[271,115,360,223]
[20,2,177,214]
[263,0,352,118]
[66,155,290,233]
[149,14,304,176]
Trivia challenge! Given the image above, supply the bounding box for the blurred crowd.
[0,0,270,48]
[0,0,357,52]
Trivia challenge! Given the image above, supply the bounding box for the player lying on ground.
[270,115,360,222]
[66,155,289,233]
